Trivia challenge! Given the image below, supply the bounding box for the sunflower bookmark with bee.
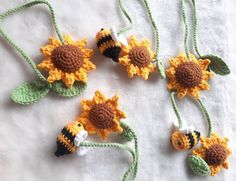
[167,0,231,177]
[0,0,95,104]
[96,0,165,80]
[55,91,139,181]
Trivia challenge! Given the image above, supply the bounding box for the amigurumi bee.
[96,27,127,62]
[55,122,88,157]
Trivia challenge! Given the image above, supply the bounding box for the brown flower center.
[175,61,202,88]
[89,103,115,129]
[128,46,151,67]
[205,144,227,166]
[51,45,84,73]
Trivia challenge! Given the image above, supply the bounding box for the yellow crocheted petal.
[75,39,87,49]
[203,70,214,80]
[139,67,150,80]
[210,165,221,176]
[169,57,181,68]
[81,100,94,111]
[222,161,229,169]
[127,64,139,78]
[118,55,130,65]
[106,95,119,107]
[40,44,56,57]
[176,52,188,63]
[147,63,156,72]
[48,37,61,47]
[198,59,211,70]
[98,129,112,140]
[176,86,188,98]
[61,73,75,87]
[64,34,75,45]
[82,48,93,59]
[189,53,198,62]
[140,39,151,47]
[37,59,54,71]
[111,121,123,133]
[128,35,140,47]
[82,59,96,72]
[167,80,178,90]
[93,91,106,104]
[74,69,88,83]
[188,87,200,99]
[166,67,176,78]
[115,109,127,119]
[198,80,210,90]
[47,68,62,83]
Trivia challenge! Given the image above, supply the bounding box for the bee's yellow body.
[55,122,85,157]
[171,130,200,150]
[96,28,122,62]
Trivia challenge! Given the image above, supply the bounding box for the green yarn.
[117,0,133,35]
[121,123,134,142]
[52,81,86,97]
[80,122,139,181]
[187,155,211,176]
[170,91,213,137]
[200,54,230,75]
[0,0,63,82]
[11,80,50,105]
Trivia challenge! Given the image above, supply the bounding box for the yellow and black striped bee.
[170,130,200,151]
[96,28,122,62]
[55,122,85,157]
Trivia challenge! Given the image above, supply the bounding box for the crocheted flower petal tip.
[76,91,126,140]
[166,52,213,99]
[118,35,156,80]
[37,35,96,88]
[192,133,231,176]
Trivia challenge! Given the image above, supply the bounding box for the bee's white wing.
[74,130,89,156]
[110,26,128,46]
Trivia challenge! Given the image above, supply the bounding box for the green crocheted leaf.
[11,80,50,105]
[156,60,166,79]
[201,54,230,75]
[52,81,86,97]
[187,155,211,176]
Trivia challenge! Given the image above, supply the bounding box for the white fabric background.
[0,0,235,180]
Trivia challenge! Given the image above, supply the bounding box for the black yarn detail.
[97,35,113,47]
[103,47,121,62]
[186,133,195,149]
[55,141,71,157]
[61,127,75,146]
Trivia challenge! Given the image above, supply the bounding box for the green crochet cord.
[170,92,213,137]
[80,122,139,181]
[0,0,63,82]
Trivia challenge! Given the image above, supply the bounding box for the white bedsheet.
[0,0,235,180]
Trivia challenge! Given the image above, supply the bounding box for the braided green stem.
[170,92,183,128]
[79,141,136,181]
[197,98,212,137]
[180,0,190,59]
[121,122,139,179]
[117,0,133,35]
[191,0,201,58]
[0,0,63,81]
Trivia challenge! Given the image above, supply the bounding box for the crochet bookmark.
[0,0,96,105]
[95,0,165,80]
[55,91,139,181]
[170,92,231,177]
[167,0,231,177]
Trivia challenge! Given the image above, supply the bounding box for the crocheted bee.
[171,130,200,151]
[55,122,88,157]
[96,28,124,62]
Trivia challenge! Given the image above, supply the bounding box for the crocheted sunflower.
[37,35,96,87]
[192,133,231,176]
[76,91,126,140]
[166,52,213,99]
[118,36,156,79]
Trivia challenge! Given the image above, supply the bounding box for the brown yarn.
[129,46,151,67]
[205,144,227,166]
[51,45,84,73]
[175,61,202,88]
[89,103,115,129]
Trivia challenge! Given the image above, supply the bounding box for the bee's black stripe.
[97,35,113,47]
[194,131,200,139]
[103,46,121,62]
[61,127,75,145]
[186,133,194,149]
[55,141,71,157]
